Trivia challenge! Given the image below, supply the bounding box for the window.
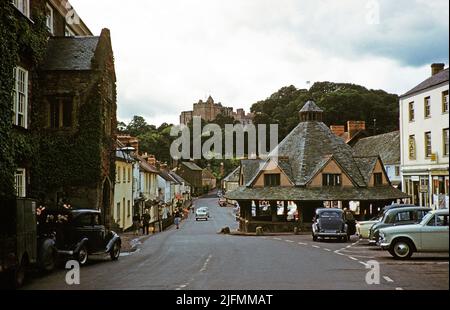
[128,167,131,183]
[322,174,341,186]
[122,167,126,183]
[12,0,30,17]
[49,97,73,128]
[264,174,280,186]
[395,211,412,222]
[444,128,449,157]
[443,90,449,113]
[408,102,415,122]
[116,203,120,222]
[424,97,431,118]
[117,166,121,183]
[425,132,432,158]
[45,3,54,34]
[395,166,400,177]
[65,26,75,37]
[127,200,131,217]
[15,169,26,197]
[373,173,383,186]
[74,214,92,227]
[12,67,28,128]
[408,135,416,160]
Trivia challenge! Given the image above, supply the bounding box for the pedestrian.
[174,210,181,229]
[142,209,151,235]
[132,213,141,236]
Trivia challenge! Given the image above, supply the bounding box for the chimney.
[347,121,366,139]
[431,63,445,76]
[330,125,345,137]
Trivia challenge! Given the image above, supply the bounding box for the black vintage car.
[41,209,121,265]
[312,208,348,242]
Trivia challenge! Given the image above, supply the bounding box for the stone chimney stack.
[431,63,445,76]
[330,125,345,137]
[347,121,366,139]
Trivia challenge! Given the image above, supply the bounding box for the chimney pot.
[431,63,445,76]
[330,125,345,136]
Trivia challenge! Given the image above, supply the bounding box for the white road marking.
[383,276,394,283]
[359,261,368,267]
[298,242,307,245]
[324,248,331,252]
[312,245,321,249]
[273,237,282,240]
[200,255,212,272]
[348,256,358,261]
[285,240,294,243]
[396,287,404,290]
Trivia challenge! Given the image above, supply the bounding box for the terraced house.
[226,101,409,233]
[1,0,118,227]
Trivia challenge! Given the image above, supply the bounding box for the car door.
[73,213,95,250]
[421,214,449,251]
[91,213,107,252]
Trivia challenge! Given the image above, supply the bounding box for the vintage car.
[379,209,449,259]
[195,207,210,221]
[368,206,431,244]
[312,208,348,242]
[356,204,416,239]
[49,209,121,265]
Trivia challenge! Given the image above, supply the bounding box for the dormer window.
[264,174,280,186]
[12,0,30,18]
[322,174,341,186]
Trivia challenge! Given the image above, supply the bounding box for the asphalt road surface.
[22,195,448,290]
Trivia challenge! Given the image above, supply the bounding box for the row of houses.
[113,136,192,231]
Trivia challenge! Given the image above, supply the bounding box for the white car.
[356,217,379,239]
[195,207,209,221]
[379,209,449,259]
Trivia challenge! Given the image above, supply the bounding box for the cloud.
[70,0,448,126]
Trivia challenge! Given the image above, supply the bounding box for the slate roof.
[401,68,449,98]
[223,167,240,182]
[202,168,216,179]
[353,156,378,185]
[225,186,409,201]
[135,155,158,174]
[300,100,323,112]
[181,161,203,171]
[170,170,190,186]
[268,121,366,186]
[40,36,100,71]
[352,131,400,165]
[241,159,265,185]
[159,170,178,183]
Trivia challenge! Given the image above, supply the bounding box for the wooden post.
[255,200,260,217]
[270,201,278,222]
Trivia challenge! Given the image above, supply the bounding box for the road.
[23,195,448,290]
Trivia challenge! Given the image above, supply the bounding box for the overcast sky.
[70,0,449,126]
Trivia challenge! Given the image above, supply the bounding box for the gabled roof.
[267,121,367,186]
[353,156,378,185]
[159,170,178,183]
[40,36,100,71]
[401,68,449,98]
[202,168,215,179]
[223,167,240,182]
[240,159,265,186]
[169,170,190,186]
[300,100,323,112]
[135,155,158,173]
[353,131,400,165]
[181,161,203,171]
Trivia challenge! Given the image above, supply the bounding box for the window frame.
[408,101,415,122]
[424,131,432,158]
[15,168,26,198]
[12,66,28,128]
[424,96,431,118]
[322,173,342,187]
[45,3,54,34]
[264,174,281,187]
[443,90,449,114]
[48,96,73,129]
[373,172,383,187]
[12,0,30,18]
[65,25,76,37]
[443,128,449,157]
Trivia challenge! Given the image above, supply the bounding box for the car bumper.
[316,232,347,237]
[196,216,208,219]
[379,242,391,250]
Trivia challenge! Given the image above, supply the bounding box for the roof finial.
[299,100,323,122]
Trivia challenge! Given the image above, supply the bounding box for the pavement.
[22,194,449,290]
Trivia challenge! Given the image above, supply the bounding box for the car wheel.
[110,241,121,261]
[12,257,27,288]
[77,245,89,266]
[389,239,413,259]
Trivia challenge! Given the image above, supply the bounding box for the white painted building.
[400,64,449,209]
[113,151,134,231]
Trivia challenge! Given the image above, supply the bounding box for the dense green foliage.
[251,82,400,142]
[0,3,48,198]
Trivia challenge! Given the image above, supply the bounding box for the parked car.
[195,207,209,221]
[368,206,431,245]
[312,208,348,242]
[379,209,449,259]
[356,204,416,239]
[53,209,121,265]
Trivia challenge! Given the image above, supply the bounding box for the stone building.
[180,96,252,125]
[175,162,203,196]
[3,0,118,227]
[226,100,409,233]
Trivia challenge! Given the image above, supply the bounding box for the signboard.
[419,185,428,193]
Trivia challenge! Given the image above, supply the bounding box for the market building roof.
[223,167,240,182]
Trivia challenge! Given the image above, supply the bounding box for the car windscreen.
[320,211,341,218]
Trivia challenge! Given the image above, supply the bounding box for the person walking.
[132,213,141,236]
[142,210,151,235]
[174,210,181,229]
